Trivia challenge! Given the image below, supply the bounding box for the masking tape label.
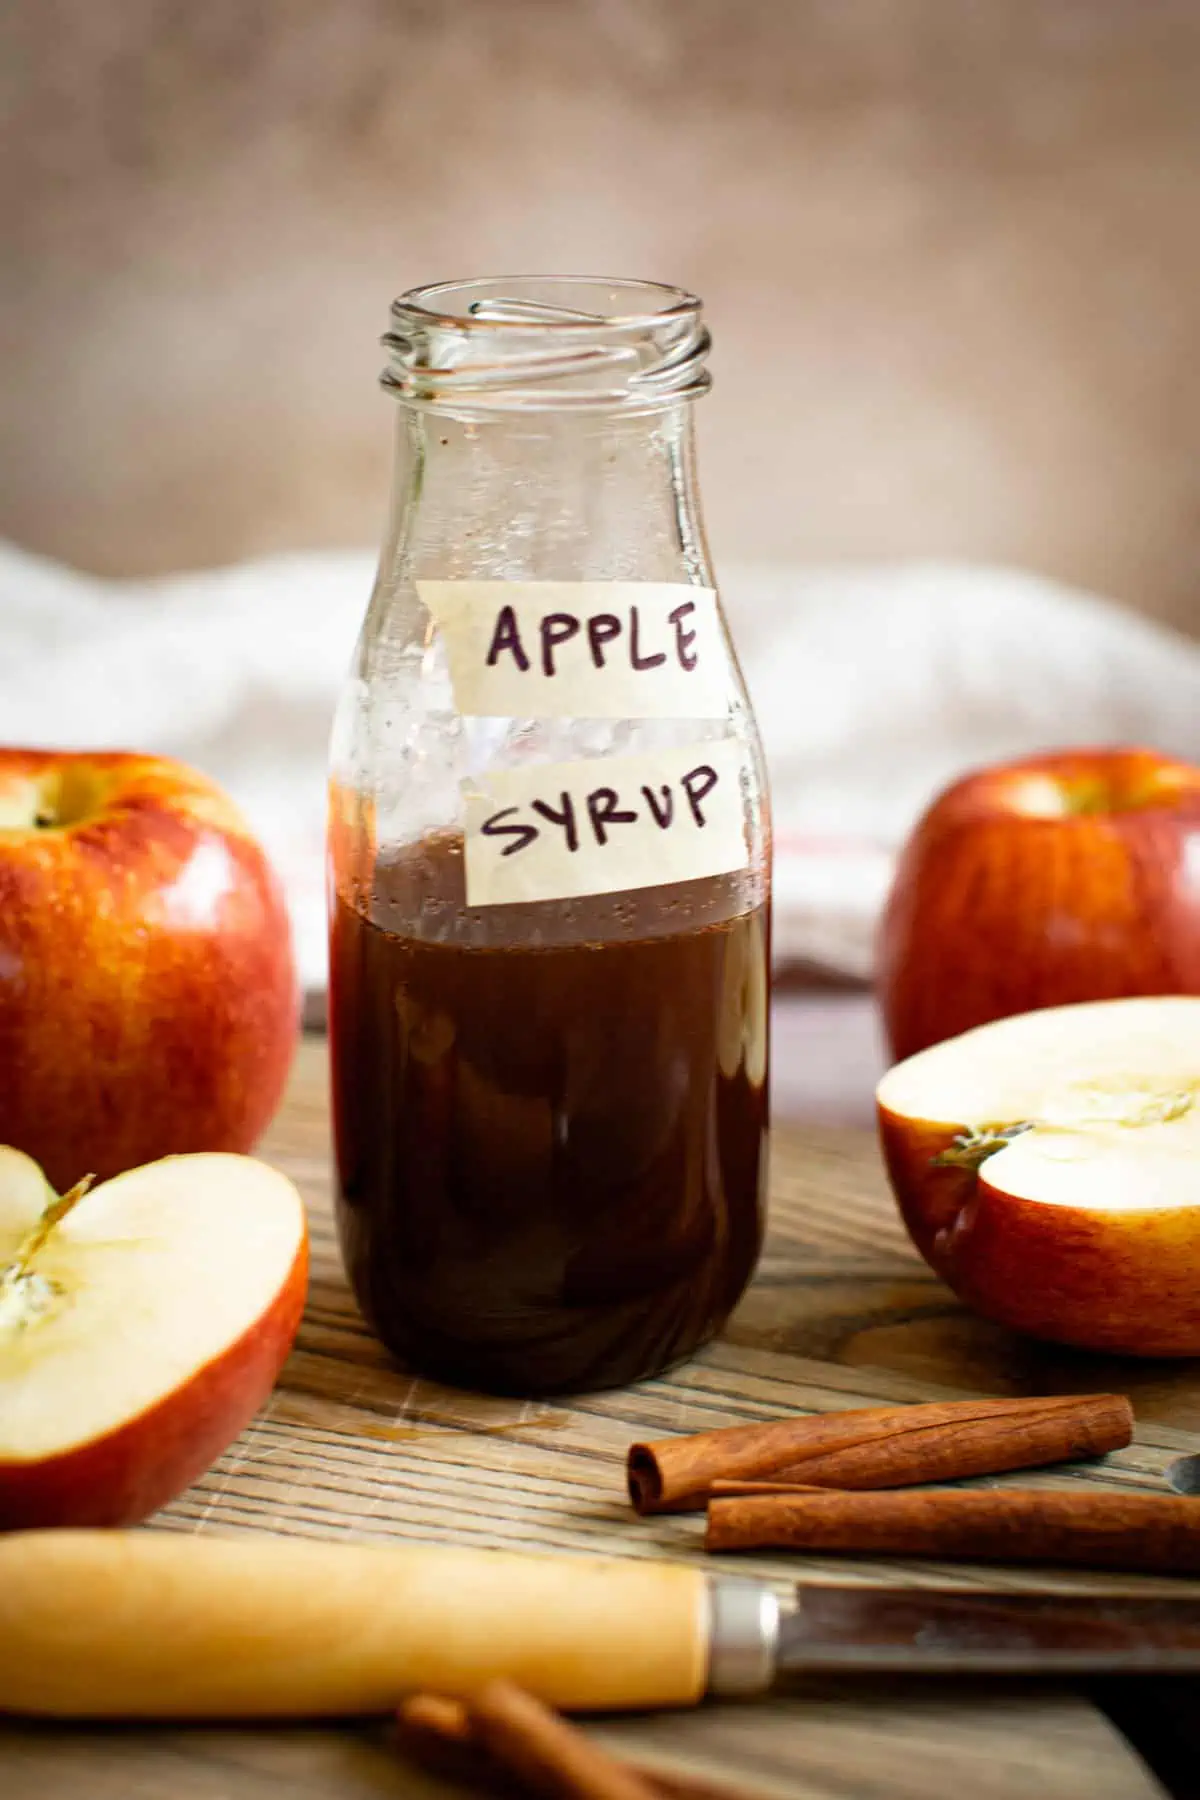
[418,581,731,719]
[463,738,750,907]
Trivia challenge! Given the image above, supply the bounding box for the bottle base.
[354,1306,732,1399]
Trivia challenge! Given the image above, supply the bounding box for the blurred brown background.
[3,0,1198,635]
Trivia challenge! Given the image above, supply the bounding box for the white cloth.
[2,541,1197,989]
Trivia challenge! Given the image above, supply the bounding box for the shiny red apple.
[0,749,298,1188]
[877,745,1200,1062]
[0,1147,308,1527]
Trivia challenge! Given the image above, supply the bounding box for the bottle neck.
[383,402,713,588]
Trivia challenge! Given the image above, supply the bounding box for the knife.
[4,1529,1200,1719]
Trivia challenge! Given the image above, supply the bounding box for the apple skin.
[877,746,1200,1062]
[878,1106,1200,1355]
[0,750,299,1189]
[0,1236,308,1529]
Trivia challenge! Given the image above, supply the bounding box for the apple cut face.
[877,997,1200,1355]
[0,1152,308,1528]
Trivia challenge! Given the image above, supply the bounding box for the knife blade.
[710,1582,1200,1693]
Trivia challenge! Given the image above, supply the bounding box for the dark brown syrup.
[329,843,768,1394]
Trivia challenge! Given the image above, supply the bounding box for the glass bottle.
[328,277,771,1395]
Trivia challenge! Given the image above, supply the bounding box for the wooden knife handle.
[0,1530,709,1718]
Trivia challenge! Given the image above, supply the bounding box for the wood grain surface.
[8,1033,1198,1799]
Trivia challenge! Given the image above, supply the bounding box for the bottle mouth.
[381,275,711,414]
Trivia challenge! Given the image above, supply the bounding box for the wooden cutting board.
[9,1036,1199,1800]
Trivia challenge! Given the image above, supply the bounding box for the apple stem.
[9,1173,96,1277]
[932,1124,1031,1171]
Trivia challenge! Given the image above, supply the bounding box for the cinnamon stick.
[627,1393,1133,1513]
[705,1485,1200,1571]
[399,1692,473,1743]
[399,1688,766,1800]
[397,1693,496,1790]
[401,1681,661,1800]
[468,1680,658,1800]
[708,1479,828,1498]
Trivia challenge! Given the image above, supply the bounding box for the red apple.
[0,749,298,1189]
[878,996,1200,1356]
[877,746,1200,1062]
[0,1147,308,1527]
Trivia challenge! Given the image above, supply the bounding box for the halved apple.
[877,996,1200,1355]
[0,1151,308,1528]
